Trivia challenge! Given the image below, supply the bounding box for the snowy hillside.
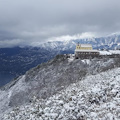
[2,67,120,120]
[0,55,120,119]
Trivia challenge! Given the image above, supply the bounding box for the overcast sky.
[0,0,120,48]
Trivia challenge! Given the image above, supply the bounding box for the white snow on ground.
[109,50,120,54]
[68,54,75,62]
[2,67,120,120]
[0,75,27,118]
[99,51,112,55]
[81,59,91,65]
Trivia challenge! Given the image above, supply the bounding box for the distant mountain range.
[0,33,120,86]
[40,33,120,51]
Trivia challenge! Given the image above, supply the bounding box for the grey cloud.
[0,0,120,47]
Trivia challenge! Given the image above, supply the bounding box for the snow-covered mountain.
[40,33,120,51]
[1,55,120,119]
[2,58,120,120]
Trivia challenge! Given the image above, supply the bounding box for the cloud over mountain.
[0,0,120,47]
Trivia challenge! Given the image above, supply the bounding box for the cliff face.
[0,55,120,118]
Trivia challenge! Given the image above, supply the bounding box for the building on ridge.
[75,43,99,59]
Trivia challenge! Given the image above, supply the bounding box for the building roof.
[77,44,92,47]
[75,49,99,52]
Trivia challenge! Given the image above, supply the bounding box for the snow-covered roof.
[77,44,92,47]
[75,49,98,52]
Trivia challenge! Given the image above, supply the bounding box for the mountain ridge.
[1,57,120,119]
[1,54,120,118]
[40,33,120,51]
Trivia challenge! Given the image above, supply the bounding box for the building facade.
[75,43,99,58]
[76,44,93,50]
